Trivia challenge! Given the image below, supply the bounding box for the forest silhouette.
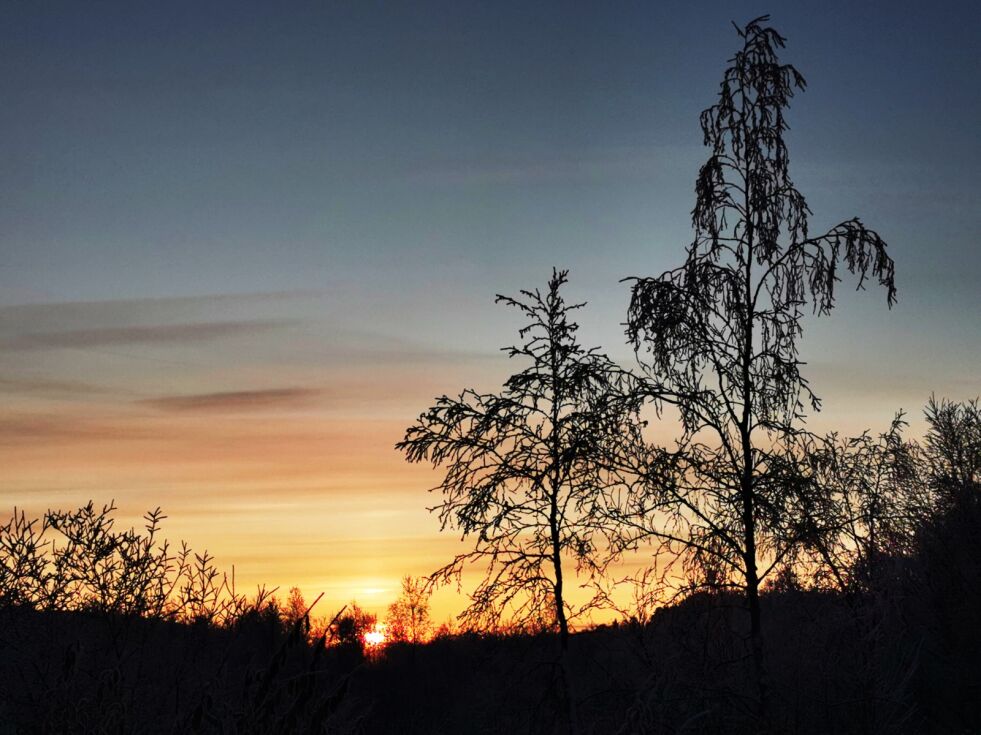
[2,16,978,735]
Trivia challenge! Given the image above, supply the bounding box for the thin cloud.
[142,387,321,413]
[3,319,293,351]
[0,413,160,444]
[0,377,122,398]
[0,290,326,315]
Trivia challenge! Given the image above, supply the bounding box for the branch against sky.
[787,415,929,597]
[398,269,646,648]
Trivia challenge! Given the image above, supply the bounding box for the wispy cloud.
[0,377,122,398]
[0,290,326,314]
[2,320,293,351]
[0,413,159,444]
[141,387,321,413]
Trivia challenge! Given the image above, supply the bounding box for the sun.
[363,623,386,648]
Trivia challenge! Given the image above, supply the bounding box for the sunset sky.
[1,1,978,620]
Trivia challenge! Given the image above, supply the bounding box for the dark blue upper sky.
[1,0,978,419]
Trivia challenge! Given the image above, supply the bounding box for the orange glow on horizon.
[0,295,927,630]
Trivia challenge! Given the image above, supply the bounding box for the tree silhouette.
[399,269,644,650]
[793,416,927,597]
[624,16,896,716]
[283,586,311,634]
[333,601,377,649]
[385,575,432,644]
[923,396,980,503]
[913,397,981,726]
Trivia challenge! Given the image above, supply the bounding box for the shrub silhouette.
[0,502,361,734]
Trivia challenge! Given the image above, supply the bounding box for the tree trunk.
[551,495,569,651]
[740,151,769,725]
[742,514,768,723]
[741,426,768,723]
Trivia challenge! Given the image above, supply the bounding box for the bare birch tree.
[624,16,897,716]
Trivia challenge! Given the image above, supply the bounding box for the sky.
[1,0,978,620]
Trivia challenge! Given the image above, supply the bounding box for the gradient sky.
[1,1,978,620]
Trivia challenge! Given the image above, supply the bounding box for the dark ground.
[1,578,978,735]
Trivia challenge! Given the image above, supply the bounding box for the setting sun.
[363,624,387,649]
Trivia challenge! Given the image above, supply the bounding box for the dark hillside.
[2,565,978,734]
[0,606,352,734]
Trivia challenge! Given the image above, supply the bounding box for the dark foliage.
[903,398,981,730]
[0,503,359,734]
[0,606,358,734]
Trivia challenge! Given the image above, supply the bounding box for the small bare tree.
[398,269,645,651]
[385,575,432,644]
[624,16,897,715]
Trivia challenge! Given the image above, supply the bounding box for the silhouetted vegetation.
[0,503,362,733]
[2,424,977,733]
[0,410,976,733]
